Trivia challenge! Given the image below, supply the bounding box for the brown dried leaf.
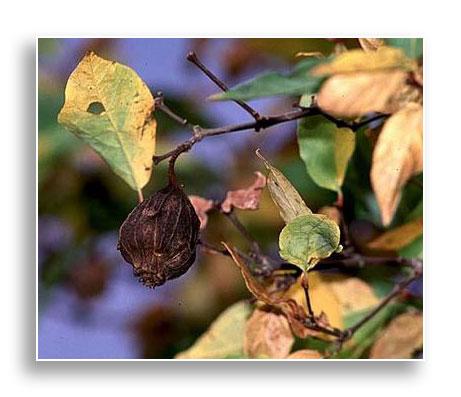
[223,243,318,339]
[317,70,407,117]
[371,103,423,226]
[189,195,214,230]
[370,312,423,359]
[287,349,323,359]
[244,308,294,358]
[279,300,319,339]
[221,172,266,213]
[223,243,283,305]
[358,38,385,52]
[367,217,423,253]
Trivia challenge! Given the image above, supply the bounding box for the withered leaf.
[371,103,423,226]
[358,38,385,52]
[223,243,318,339]
[244,308,294,359]
[370,311,423,359]
[312,46,415,76]
[221,172,266,213]
[256,149,311,223]
[287,349,323,359]
[189,195,214,230]
[316,70,407,117]
[222,242,280,305]
[367,217,423,254]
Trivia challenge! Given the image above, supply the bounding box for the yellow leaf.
[370,311,423,359]
[312,46,415,76]
[285,272,344,329]
[316,70,407,117]
[323,275,380,315]
[286,273,380,329]
[175,301,251,359]
[367,217,423,253]
[358,38,385,52]
[371,103,423,225]
[287,349,323,359]
[58,52,156,193]
[244,308,294,359]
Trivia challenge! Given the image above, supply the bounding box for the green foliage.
[400,235,423,259]
[279,214,341,271]
[297,115,355,193]
[210,57,326,101]
[386,38,423,59]
[279,158,337,210]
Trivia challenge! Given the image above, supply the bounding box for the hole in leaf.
[87,102,105,115]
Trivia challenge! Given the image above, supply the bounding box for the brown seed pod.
[118,182,200,288]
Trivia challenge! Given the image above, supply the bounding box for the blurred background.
[38,38,420,359]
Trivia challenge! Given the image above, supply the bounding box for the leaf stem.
[137,189,144,203]
[301,271,315,317]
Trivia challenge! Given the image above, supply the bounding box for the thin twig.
[186,51,261,121]
[316,254,422,271]
[153,103,389,166]
[224,211,262,256]
[153,106,320,164]
[343,269,422,341]
[154,93,190,126]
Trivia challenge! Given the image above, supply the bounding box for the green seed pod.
[118,183,200,288]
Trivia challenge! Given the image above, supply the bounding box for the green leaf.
[58,52,157,194]
[256,149,311,223]
[175,301,252,359]
[399,234,423,259]
[297,115,355,192]
[210,57,325,101]
[279,214,341,271]
[386,38,423,60]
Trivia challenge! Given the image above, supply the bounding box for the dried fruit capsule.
[118,182,200,288]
